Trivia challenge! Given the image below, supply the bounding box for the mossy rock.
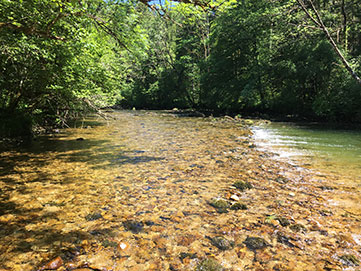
[85,212,103,221]
[289,223,307,233]
[195,259,224,271]
[233,180,252,191]
[209,236,234,250]
[102,239,118,248]
[230,202,248,210]
[276,217,290,227]
[209,198,230,213]
[123,220,144,233]
[244,236,269,250]
[340,254,360,266]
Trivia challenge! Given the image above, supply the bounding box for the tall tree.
[296,0,361,86]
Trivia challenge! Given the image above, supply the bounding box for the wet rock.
[176,234,197,246]
[230,202,248,210]
[208,198,230,213]
[274,177,289,184]
[39,256,63,270]
[230,194,240,201]
[209,236,235,251]
[319,209,333,216]
[276,232,295,248]
[339,254,359,266]
[102,239,118,248]
[118,242,130,252]
[85,212,103,221]
[276,217,290,227]
[123,220,144,233]
[179,252,197,262]
[233,180,252,191]
[244,119,254,125]
[144,220,155,226]
[264,214,277,225]
[318,185,335,191]
[290,223,307,233]
[195,258,224,271]
[244,236,269,250]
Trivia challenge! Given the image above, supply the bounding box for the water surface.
[253,122,361,182]
[1,111,360,270]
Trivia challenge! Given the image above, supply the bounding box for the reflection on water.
[253,122,361,181]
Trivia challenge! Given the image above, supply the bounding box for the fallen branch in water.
[82,98,115,120]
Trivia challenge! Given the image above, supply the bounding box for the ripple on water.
[0,111,360,270]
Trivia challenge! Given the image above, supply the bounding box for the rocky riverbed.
[0,110,360,270]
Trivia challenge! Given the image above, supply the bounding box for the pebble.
[209,236,234,251]
[244,236,269,250]
[39,256,63,270]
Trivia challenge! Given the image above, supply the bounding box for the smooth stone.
[39,256,63,270]
[244,236,269,250]
[195,258,224,271]
[209,236,234,251]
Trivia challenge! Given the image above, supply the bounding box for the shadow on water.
[0,129,164,268]
[0,189,98,268]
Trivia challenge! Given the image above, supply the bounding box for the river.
[252,122,361,182]
[0,111,360,270]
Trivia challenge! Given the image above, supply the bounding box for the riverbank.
[0,110,360,270]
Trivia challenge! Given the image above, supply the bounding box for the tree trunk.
[296,0,361,86]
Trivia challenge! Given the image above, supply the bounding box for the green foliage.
[2,0,361,138]
[116,0,361,121]
[0,0,132,135]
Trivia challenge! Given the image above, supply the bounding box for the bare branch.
[296,0,361,86]
[295,0,321,27]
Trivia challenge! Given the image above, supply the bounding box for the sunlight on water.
[1,112,361,270]
[253,122,361,181]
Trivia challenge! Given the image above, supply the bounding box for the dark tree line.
[1,0,361,136]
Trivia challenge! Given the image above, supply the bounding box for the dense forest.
[1,0,361,136]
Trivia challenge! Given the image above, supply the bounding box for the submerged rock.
[179,252,197,262]
[340,254,360,266]
[274,177,289,184]
[85,212,103,221]
[230,194,240,201]
[123,220,144,233]
[209,236,234,251]
[233,180,252,191]
[244,236,269,250]
[39,256,63,270]
[290,223,307,233]
[230,202,248,210]
[208,198,230,213]
[195,258,224,271]
[277,217,290,227]
[102,239,118,248]
[276,232,296,248]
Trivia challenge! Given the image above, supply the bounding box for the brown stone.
[39,256,63,270]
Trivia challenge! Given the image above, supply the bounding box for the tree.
[296,0,361,86]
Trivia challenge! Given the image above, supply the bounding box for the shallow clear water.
[1,112,361,270]
[253,122,361,181]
